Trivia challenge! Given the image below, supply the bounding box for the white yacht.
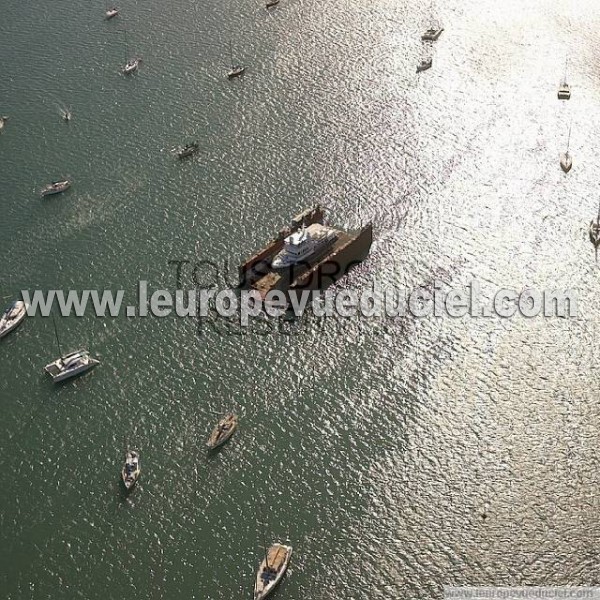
[44,350,99,382]
[254,543,292,600]
[0,300,28,338]
[271,223,337,269]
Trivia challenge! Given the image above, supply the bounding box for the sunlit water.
[1,0,600,598]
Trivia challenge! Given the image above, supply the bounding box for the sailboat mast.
[52,314,63,359]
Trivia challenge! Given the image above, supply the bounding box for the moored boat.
[227,41,245,79]
[207,413,238,450]
[177,141,199,159]
[422,27,443,41]
[417,58,433,72]
[40,179,71,197]
[254,543,292,600]
[0,300,28,339]
[590,204,600,248]
[560,152,572,173]
[558,58,571,100]
[123,57,141,75]
[121,449,140,491]
[560,124,572,173]
[228,65,245,79]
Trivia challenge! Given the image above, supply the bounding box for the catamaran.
[40,179,71,197]
[0,300,28,339]
[558,58,570,100]
[207,413,238,450]
[560,124,572,173]
[44,317,99,382]
[121,449,140,491]
[254,543,292,600]
[271,223,337,269]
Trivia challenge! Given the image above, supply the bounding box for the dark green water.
[2,0,600,598]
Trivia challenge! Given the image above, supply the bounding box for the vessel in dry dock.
[238,206,372,303]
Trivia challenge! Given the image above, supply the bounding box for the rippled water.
[2,0,600,598]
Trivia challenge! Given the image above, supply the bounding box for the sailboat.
[422,2,443,41]
[0,300,28,338]
[558,57,571,100]
[122,31,142,75]
[61,107,72,122]
[227,41,245,79]
[44,317,99,382]
[417,43,433,72]
[121,445,141,491]
[0,116,8,133]
[253,543,292,600]
[206,413,238,450]
[560,124,572,173]
[589,203,600,249]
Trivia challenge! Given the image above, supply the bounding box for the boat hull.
[228,67,245,79]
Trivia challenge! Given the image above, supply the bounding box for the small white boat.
[0,300,28,339]
[40,179,71,197]
[105,7,119,19]
[61,109,72,122]
[266,0,280,8]
[0,116,8,132]
[207,413,238,450]
[254,543,292,600]
[123,57,141,75]
[44,350,99,382]
[121,449,140,491]
[417,58,433,72]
